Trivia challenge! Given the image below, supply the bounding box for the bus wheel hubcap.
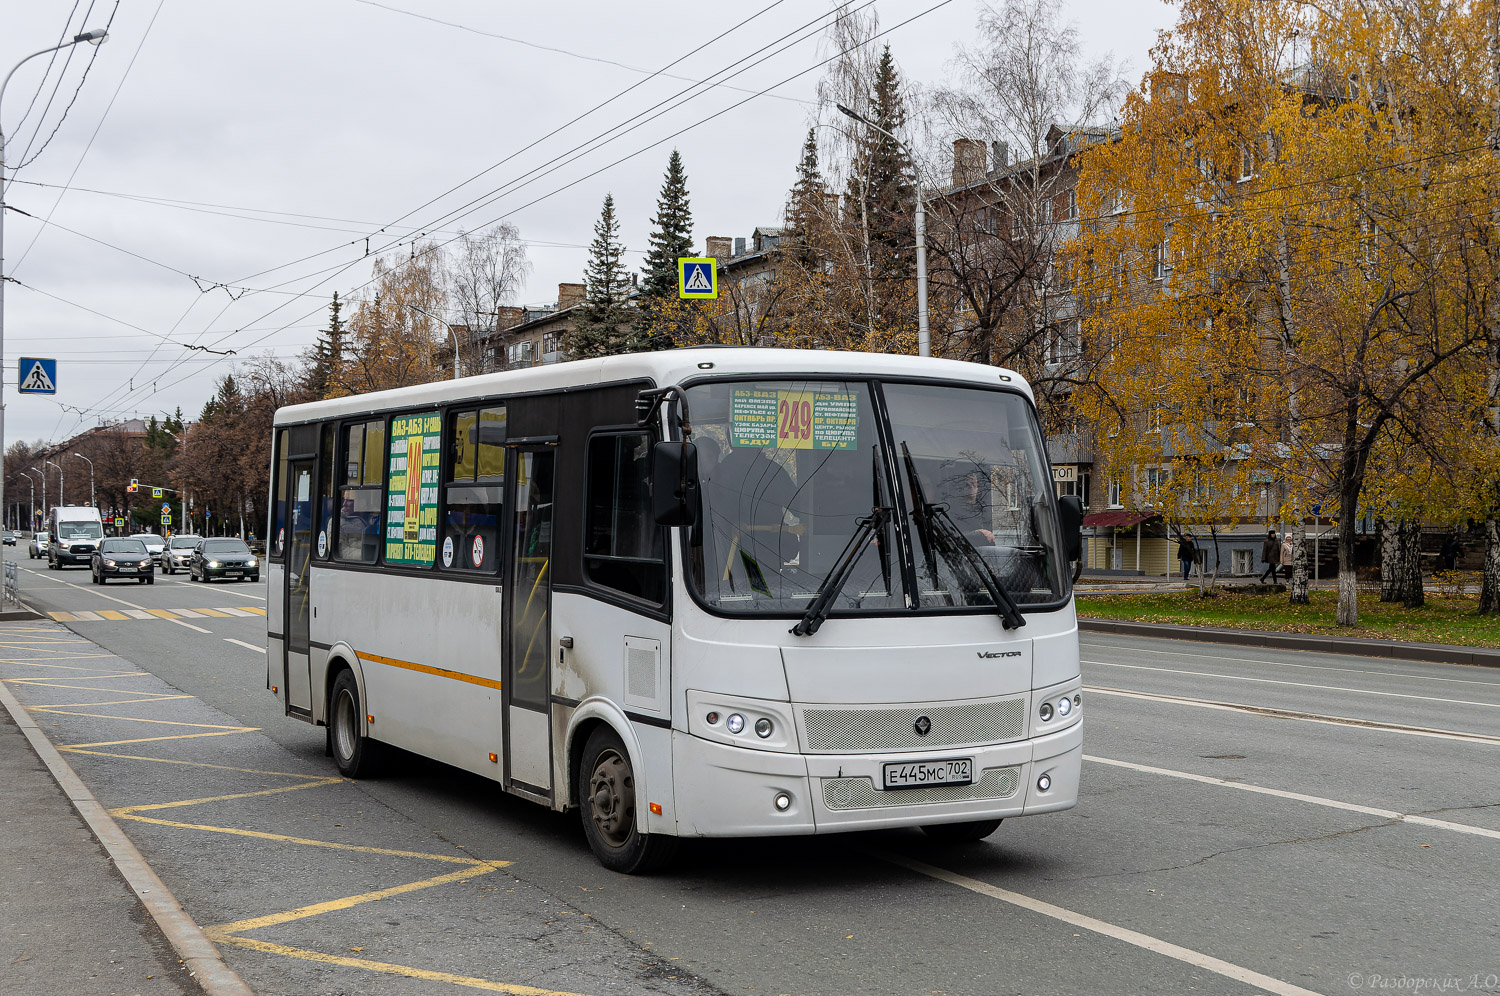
[335,691,356,760]
[589,750,633,847]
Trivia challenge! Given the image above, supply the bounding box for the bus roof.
[273,348,1032,426]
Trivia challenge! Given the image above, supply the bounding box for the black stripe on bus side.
[626,711,672,730]
[551,695,580,708]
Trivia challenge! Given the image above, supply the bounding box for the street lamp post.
[836,103,930,358]
[45,459,62,508]
[20,472,34,531]
[72,453,94,505]
[407,304,460,379]
[28,466,44,524]
[1,28,109,551]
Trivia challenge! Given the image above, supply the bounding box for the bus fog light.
[1039,702,1054,722]
[754,718,773,738]
[726,713,745,735]
[774,792,791,811]
[1037,774,1052,792]
[1074,693,1082,707]
[1056,696,1072,717]
[705,711,720,725]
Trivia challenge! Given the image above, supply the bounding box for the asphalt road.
[5,545,1499,996]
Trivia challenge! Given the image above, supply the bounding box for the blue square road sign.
[18,358,57,394]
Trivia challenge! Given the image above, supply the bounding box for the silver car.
[161,534,202,575]
[131,532,168,565]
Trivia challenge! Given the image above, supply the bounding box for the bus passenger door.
[502,448,554,798]
[283,461,315,715]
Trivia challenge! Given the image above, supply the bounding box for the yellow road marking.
[3,674,153,689]
[60,747,335,780]
[40,695,191,708]
[48,611,78,621]
[239,606,266,615]
[114,811,496,863]
[209,863,509,935]
[115,779,344,814]
[208,936,587,996]
[33,710,248,730]
[67,728,256,748]
[0,658,124,671]
[356,651,502,691]
[97,610,130,620]
[193,608,231,617]
[145,609,180,619]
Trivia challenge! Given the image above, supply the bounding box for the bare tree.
[448,223,531,373]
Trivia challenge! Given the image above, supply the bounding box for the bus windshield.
[56,520,103,540]
[684,378,1067,617]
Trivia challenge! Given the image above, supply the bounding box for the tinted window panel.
[452,411,477,482]
[441,484,502,572]
[584,433,665,602]
[363,422,386,486]
[477,407,506,478]
[338,488,382,563]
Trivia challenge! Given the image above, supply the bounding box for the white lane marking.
[1079,640,1500,687]
[123,610,153,620]
[878,852,1323,996]
[1083,659,1500,709]
[224,638,265,654]
[71,611,103,621]
[215,607,256,617]
[1085,685,1500,746]
[174,609,206,618]
[1085,754,1500,843]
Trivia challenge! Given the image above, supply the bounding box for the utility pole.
[72,453,93,506]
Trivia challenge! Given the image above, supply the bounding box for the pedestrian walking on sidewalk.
[1260,529,1280,582]
[1178,533,1197,579]
[1280,533,1295,581]
[1440,534,1461,571]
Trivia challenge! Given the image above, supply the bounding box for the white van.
[47,506,105,568]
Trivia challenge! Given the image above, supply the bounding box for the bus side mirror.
[1057,495,1084,562]
[651,441,699,526]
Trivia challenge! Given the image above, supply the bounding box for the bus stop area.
[0,619,716,996]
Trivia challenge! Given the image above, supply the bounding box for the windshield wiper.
[791,505,891,637]
[900,443,1026,630]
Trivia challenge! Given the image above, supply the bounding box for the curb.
[0,679,256,996]
[1079,618,1500,668]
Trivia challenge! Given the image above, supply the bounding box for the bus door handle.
[558,636,573,649]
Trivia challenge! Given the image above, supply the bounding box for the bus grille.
[801,698,1025,752]
[821,766,1021,810]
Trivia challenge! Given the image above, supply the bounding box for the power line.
[5,1,82,146]
[11,2,119,173]
[10,0,166,275]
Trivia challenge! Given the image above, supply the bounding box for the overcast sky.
[1,0,1172,447]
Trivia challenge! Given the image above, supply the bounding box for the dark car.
[161,534,202,574]
[190,538,260,583]
[92,538,155,585]
[2,530,15,546]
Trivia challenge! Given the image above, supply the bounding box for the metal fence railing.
[4,562,19,606]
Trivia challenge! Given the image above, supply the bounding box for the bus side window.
[337,419,384,564]
[439,406,504,572]
[583,432,666,603]
[272,429,290,560]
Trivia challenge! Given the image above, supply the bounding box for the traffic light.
[127,479,139,493]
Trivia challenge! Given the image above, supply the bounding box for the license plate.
[224,571,242,577]
[118,566,136,573]
[882,758,973,790]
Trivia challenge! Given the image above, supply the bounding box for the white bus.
[267,349,1085,871]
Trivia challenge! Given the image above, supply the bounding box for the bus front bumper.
[671,722,1081,837]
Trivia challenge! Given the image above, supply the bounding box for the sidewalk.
[0,706,197,996]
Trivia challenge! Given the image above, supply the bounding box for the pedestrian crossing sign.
[18,357,57,395]
[677,257,717,299]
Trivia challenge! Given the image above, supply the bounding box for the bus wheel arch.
[570,717,677,874]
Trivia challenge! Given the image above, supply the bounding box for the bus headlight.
[1056,696,1072,717]
[1038,702,1054,722]
[725,713,745,735]
[754,718,773,738]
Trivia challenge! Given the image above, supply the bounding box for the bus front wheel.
[329,670,382,778]
[920,819,1002,843]
[578,727,677,874]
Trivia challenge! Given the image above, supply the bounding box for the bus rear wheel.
[920,819,1002,843]
[578,727,677,874]
[329,669,381,778]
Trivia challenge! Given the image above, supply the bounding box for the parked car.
[2,530,15,546]
[131,532,167,565]
[190,538,260,583]
[92,537,155,585]
[28,531,50,559]
[161,534,202,574]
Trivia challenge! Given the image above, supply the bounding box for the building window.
[1108,479,1123,508]
[337,419,386,564]
[507,340,534,367]
[584,433,666,603]
[440,406,506,572]
[1151,240,1169,281]
[1060,188,1077,221]
[1239,145,1255,181]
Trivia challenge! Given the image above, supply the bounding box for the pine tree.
[784,128,827,264]
[849,45,915,274]
[569,194,634,358]
[641,150,694,299]
[305,292,345,397]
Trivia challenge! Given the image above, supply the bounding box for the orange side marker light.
[489,752,499,763]
[649,802,663,815]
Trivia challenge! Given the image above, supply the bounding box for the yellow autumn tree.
[1064,0,1497,626]
[333,244,450,396]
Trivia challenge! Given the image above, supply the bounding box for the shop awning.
[1081,510,1159,528]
